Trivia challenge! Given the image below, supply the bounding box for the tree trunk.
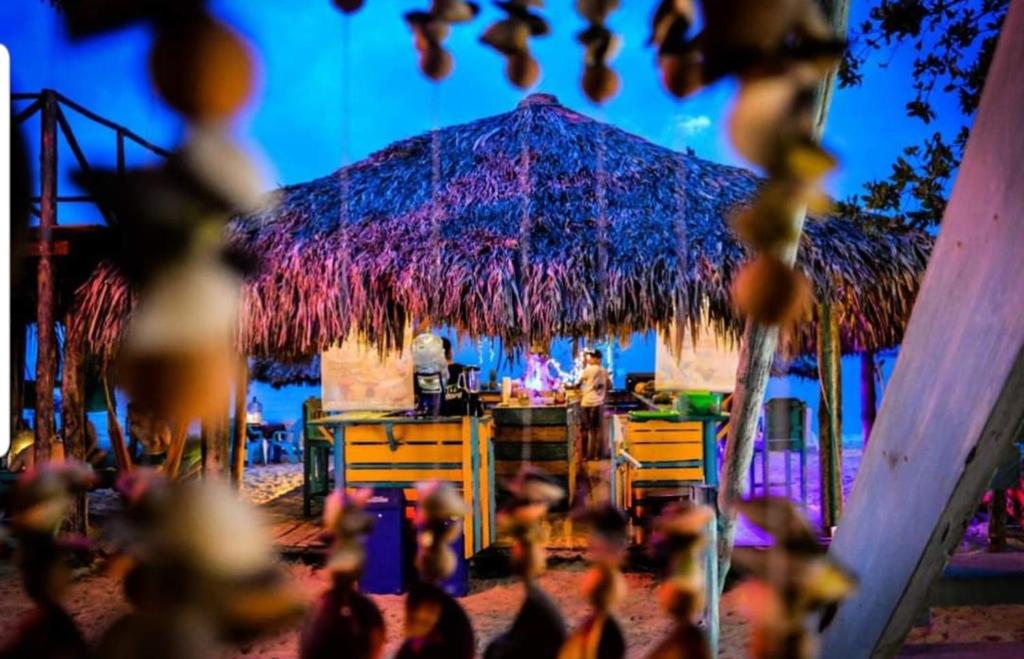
[817,302,843,533]
[60,315,88,533]
[34,91,58,463]
[231,359,248,488]
[716,0,851,592]
[860,350,877,447]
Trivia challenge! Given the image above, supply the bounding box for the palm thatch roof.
[75,93,931,369]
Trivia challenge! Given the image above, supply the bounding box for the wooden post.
[860,350,877,448]
[231,359,248,488]
[11,318,25,434]
[102,374,132,473]
[816,302,843,533]
[822,3,1024,654]
[34,90,58,462]
[715,0,851,591]
[60,314,88,532]
[201,411,231,479]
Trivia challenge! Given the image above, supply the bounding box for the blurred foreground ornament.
[730,496,856,659]
[148,13,258,122]
[331,0,366,14]
[405,1,480,81]
[732,254,812,327]
[397,482,474,659]
[559,504,628,659]
[0,463,96,659]
[485,468,567,659]
[480,1,549,88]
[301,489,385,659]
[649,0,702,99]
[646,502,714,659]
[99,476,305,659]
[576,1,621,104]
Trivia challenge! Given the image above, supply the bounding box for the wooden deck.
[262,486,329,558]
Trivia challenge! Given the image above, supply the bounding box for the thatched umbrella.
[75,93,930,372]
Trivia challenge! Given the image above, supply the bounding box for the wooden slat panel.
[493,441,568,461]
[345,443,462,464]
[626,421,702,443]
[493,425,568,443]
[461,418,474,559]
[631,466,703,483]
[494,461,570,476]
[344,423,461,443]
[629,442,703,463]
[345,468,462,483]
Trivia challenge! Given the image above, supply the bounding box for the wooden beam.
[34,90,58,463]
[60,313,87,533]
[817,301,843,533]
[230,359,248,488]
[822,3,1024,654]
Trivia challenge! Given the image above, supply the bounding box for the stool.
[749,398,809,509]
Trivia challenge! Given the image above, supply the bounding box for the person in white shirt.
[579,349,611,460]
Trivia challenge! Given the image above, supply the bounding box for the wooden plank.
[822,5,1024,655]
[493,425,568,442]
[630,466,703,483]
[462,418,475,559]
[34,91,57,462]
[345,423,461,443]
[628,442,703,463]
[346,443,462,464]
[344,468,463,483]
[494,461,570,477]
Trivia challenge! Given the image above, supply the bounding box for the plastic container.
[681,391,723,416]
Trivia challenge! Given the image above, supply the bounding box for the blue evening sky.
[2,1,972,441]
[4,0,966,218]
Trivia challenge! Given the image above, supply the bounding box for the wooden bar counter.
[491,402,579,503]
[311,412,495,557]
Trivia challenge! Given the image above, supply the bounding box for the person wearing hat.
[579,349,611,461]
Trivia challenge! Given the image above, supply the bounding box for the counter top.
[312,412,482,425]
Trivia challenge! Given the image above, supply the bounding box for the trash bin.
[361,489,406,594]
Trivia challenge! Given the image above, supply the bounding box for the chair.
[303,398,334,516]
[246,426,268,467]
[271,427,300,464]
[749,397,809,508]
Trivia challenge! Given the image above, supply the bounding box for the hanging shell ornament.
[559,504,629,659]
[732,254,812,327]
[576,1,621,104]
[331,0,366,14]
[730,496,856,659]
[397,482,474,659]
[480,0,549,89]
[148,12,257,122]
[646,502,714,659]
[301,489,385,659]
[700,0,844,81]
[648,0,702,98]
[2,463,96,659]
[405,1,480,82]
[98,477,306,659]
[486,467,567,659]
